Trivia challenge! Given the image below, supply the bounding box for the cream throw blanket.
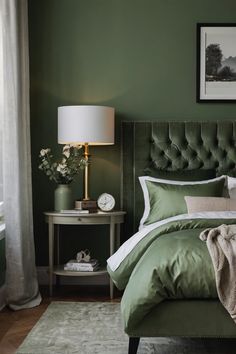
[200,224,236,323]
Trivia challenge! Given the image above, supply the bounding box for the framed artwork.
[197,23,236,102]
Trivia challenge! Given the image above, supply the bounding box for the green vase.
[54,184,73,211]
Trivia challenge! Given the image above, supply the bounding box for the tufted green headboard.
[121,121,236,238]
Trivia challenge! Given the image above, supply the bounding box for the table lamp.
[58,105,115,207]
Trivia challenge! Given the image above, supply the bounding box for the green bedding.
[107,217,236,332]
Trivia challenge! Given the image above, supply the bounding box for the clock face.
[97,193,115,211]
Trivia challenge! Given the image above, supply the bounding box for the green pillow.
[140,176,225,226]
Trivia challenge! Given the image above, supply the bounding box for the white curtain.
[1,0,41,309]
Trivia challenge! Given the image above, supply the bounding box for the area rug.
[16,301,236,354]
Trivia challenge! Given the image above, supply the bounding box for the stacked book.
[60,210,89,214]
[64,259,99,272]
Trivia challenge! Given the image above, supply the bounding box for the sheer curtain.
[0,0,41,309]
[0,6,5,310]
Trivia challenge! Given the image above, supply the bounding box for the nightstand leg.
[48,217,54,296]
[109,220,115,299]
[56,224,60,287]
[56,224,60,265]
[116,223,121,249]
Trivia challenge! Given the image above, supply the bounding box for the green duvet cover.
[107,217,236,332]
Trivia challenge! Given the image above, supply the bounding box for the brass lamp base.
[78,143,96,212]
[75,200,97,212]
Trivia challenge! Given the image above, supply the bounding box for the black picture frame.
[197,23,236,103]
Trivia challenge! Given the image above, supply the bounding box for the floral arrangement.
[39,145,86,184]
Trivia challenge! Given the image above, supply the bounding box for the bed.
[107,121,236,354]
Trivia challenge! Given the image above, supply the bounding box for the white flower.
[40,148,50,157]
[63,145,70,151]
[57,163,68,176]
[63,150,70,158]
[70,144,82,150]
[62,168,69,176]
[56,163,66,172]
[63,145,70,158]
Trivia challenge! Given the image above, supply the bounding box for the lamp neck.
[83,143,90,200]
[84,142,89,159]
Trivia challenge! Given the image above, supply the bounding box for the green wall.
[28,0,236,265]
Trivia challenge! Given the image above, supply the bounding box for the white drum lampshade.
[58,105,114,145]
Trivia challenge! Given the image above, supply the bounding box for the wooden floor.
[2,288,236,354]
[0,285,119,354]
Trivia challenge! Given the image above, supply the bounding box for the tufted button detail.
[183,161,189,168]
[165,138,171,145]
[183,139,188,146]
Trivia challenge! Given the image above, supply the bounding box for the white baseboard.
[37,266,109,286]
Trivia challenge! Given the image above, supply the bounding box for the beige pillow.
[184,196,236,214]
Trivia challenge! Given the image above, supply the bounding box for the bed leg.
[128,337,140,354]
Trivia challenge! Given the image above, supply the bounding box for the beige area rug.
[16,301,236,354]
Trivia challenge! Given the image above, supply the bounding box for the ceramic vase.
[54,184,73,211]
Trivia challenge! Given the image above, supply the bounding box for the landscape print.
[205,32,236,82]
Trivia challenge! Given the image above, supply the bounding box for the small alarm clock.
[97,193,115,212]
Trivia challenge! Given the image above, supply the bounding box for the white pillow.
[138,175,226,230]
[227,176,236,199]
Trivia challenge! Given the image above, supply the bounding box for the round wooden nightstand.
[44,210,126,298]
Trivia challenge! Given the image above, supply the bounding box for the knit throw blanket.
[200,224,236,323]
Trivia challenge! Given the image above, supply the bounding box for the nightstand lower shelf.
[53,265,107,277]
